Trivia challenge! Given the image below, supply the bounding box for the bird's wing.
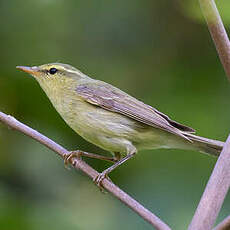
[76,81,195,140]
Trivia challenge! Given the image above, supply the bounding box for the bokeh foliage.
[0,0,230,229]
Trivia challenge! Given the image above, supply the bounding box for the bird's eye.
[49,68,58,75]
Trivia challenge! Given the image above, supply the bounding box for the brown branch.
[213,215,230,230]
[0,111,171,230]
[188,1,230,229]
[199,0,230,80]
[187,135,230,230]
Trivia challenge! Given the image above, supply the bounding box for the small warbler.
[17,63,224,185]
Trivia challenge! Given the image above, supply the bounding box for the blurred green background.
[0,0,230,229]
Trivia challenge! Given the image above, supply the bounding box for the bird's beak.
[16,66,40,77]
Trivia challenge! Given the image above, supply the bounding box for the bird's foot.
[63,150,82,169]
[93,172,111,193]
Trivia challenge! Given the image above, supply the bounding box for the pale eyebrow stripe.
[64,68,83,75]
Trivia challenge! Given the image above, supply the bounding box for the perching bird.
[17,63,224,186]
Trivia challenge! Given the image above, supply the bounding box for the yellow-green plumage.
[17,63,224,179]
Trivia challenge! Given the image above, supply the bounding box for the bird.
[17,63,224,186]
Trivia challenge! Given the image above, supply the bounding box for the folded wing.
[76,81,195,141]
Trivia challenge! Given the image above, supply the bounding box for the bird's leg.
[63,150,119,169]
[114,152,122,161]
[94,150,136,188]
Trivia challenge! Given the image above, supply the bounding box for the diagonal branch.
[213,215,230,230]
[187,135,230,230]
[0,111,171,230]
[199,0,230,80]
[188,1,230,229]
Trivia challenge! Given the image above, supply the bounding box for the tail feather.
[185,133,224,156]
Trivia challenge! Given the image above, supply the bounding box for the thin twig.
[187,135,230,230]
[213,215,230,230]
[188,1,230,229]
[0,111,171,230]
[199,0,230,80]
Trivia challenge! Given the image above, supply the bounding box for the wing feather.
[76,82,195,141]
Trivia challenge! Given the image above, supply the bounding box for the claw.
[93,173,110,193]
[63,151,82,169]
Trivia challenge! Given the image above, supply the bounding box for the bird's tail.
[185,133,224,156]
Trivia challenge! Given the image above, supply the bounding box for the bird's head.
[17,63,89,87]
[17,63,90,102]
